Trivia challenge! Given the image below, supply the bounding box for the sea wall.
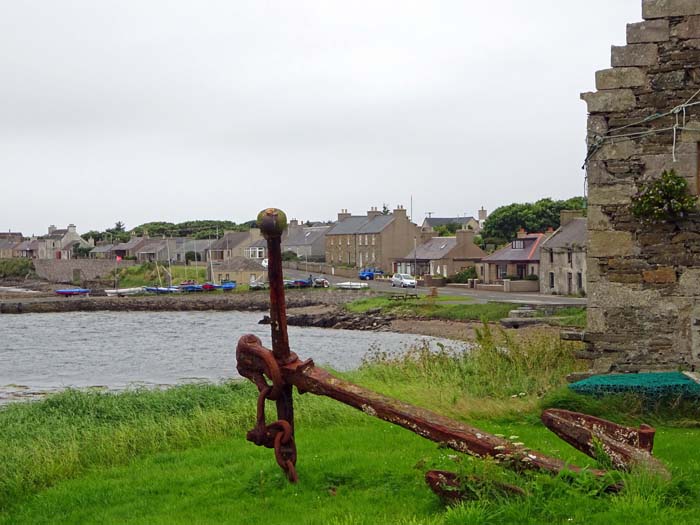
[0,289,374,315]
[33,259,136,283]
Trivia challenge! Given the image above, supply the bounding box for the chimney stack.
[392,205,407,219]
[559,209,584,227]
[478,207,488,222]
[456,228,475,246]
[367,206,382,219]
[517,228,527,239]
[48,225,56,235]
[337,209,352,221]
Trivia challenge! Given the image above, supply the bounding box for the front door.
[517,264,526,279]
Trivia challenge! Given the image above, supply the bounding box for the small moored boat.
[55,288,91,296]
[105,287,144,297]
[335,282,369,290]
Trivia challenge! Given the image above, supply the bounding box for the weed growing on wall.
[631,169,697,224]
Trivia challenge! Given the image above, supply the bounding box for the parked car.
[358,267,384,280]
[391,273,416,288]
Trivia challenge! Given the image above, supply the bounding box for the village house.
[478,230,549,287]
[393,229,486,277]
[209,229,262,262]
[324,206,425,272]
[36,224,91,259]
[14,239,40,258]
[89,243,114,259]
[244,238,267,262]
[282,220,330,262]
[112,236,148,259]
[539,211,587,296]
[207,256,265,285]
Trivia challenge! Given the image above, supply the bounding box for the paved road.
[283,269,586,306]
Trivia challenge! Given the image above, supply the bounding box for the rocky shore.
[259,307,393,331]
[0,289,374,315]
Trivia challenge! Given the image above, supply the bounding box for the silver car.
[391,273,416,288]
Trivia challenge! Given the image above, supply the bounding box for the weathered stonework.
[611,44,659,66]
[583,1,700,372]
[627,20,670,43]
[643,0,700,19]
[595,68,647,90]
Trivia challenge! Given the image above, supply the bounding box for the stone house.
[422,216,481,234]
[14,239,39,258]
[36,225,91,259]
[89,243,114,259]
[282,222,330,262]
[244,238,267,262]
[207,256,265,285]
[209,229,262,262]
[393,229,486,277]
[580,0,700,372]
[479,231,548,284]
[539,211,587,296]
[112,236,148,259]
[325,206,425,272]
[0,240,18,259]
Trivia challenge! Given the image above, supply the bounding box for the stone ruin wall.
[581,0,700,373]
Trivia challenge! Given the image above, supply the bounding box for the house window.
[498,265,507,279]
[549,272,555,289]
[365,235,368,245]
[479,266,484,276]
[347,236,350,246]
[577,272,583,290]
[371,235,375,246]
[567,249,572,265]
[225,273,230,280]
[331,238,334,246]
[512,240,524,249]
[549,250,554,264]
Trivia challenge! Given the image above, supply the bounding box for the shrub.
[450,267,477,283]
[0,259,35,279]
[631,169,697,224]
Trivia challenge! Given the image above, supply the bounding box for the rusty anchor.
[236,208,667,496]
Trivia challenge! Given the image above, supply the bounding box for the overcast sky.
[1,1,642,236]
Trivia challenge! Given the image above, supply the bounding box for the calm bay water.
[0,311,457,402]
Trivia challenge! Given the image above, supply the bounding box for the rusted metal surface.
[237,207,665,495]
[541,409,667,476]
[425,470,526,503]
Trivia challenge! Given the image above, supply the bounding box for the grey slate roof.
[90,244,114,254]
[423,217,475,228]
[540,218,587,250]
[0,239,18,250]
[210,232,250,251]
[482,234,546,263]
[327,215,394,235]
[113,237,145,251]
[284,226,330,247]
[400,237,457,261]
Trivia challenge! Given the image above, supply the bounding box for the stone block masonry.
[582,1,700,373]
[34,259,136,283]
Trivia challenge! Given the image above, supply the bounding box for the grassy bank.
[1,328,698,524]
[114,263,211,288]
[345,295,515,322]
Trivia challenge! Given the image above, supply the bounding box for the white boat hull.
[336,281,369,290]
[105,287,144,297]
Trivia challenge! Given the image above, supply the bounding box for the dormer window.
[512,240,524,249]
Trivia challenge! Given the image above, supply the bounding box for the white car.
[391,273,416,288]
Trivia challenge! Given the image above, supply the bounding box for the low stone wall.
[504,280,540,293]
[282,261,359,279]
[475,284,505,292]
[33,259,136,283]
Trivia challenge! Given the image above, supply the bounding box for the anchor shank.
[279,357,598,477]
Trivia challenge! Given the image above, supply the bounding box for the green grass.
[536,307,587,329]
[345,296,514,322]
[1,328,699,524]
[115,263,210,287]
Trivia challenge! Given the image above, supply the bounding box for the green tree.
[434,222,461,237]
[481,197,586,245]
